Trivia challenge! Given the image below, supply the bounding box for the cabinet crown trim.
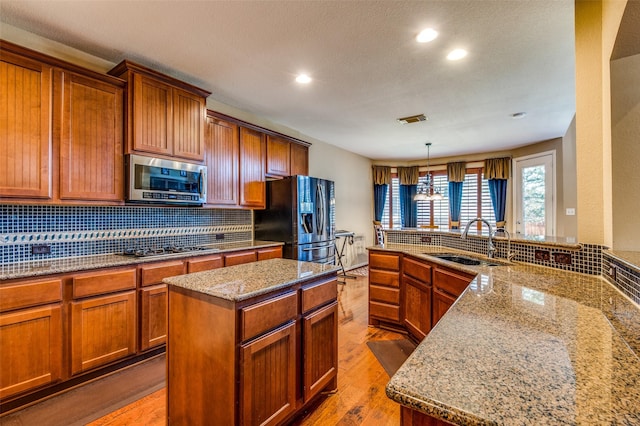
[108,59,211,98]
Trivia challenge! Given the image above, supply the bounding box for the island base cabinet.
[70,291,137,375]
[0,305,63,399]
[240,322,297,426]
[401,406,454,426]
[403,276,431,341]
[303,301,338,402]
[432,290,456,327]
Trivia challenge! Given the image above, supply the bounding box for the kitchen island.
[370,244,640,425]
[164,258,340,425]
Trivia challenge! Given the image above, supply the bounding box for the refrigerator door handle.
[302,243,334,251]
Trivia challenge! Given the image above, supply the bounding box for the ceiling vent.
[396,114,428,124]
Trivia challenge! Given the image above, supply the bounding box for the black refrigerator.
[255,176,336,264]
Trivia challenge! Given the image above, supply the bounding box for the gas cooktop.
[121,245,217,258]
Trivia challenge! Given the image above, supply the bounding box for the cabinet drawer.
[256,246,282,261]
[72,269,136,299]
[369,252,400,271]
[187,254,224,273]
[434,268,474,298]
[369,301,400,322]
[301,278,337,313]
[369,269,400,288]
[140,261,184,287]
[241,291,297,342]
[369,285,400,305]
[224,250,257,267]
[0,279,62,312]
[403,257,432,284]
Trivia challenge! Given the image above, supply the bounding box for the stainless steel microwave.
[126,154,207,205]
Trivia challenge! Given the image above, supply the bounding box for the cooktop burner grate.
[121,245,212,257]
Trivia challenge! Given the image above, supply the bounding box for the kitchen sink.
[425,253,504,267]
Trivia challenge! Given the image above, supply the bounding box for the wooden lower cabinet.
[401,406,453,426]
[139,285,167,351]
[0,304,63,399]
[302,301,338,402]
[240,322,297,426]
[431,290,456,327]
[225,250,258,266]
[167,272,338,425]
[257,246,283,261]
[403,276,432,341]
[368,250,402,327]
[70,290,137,375]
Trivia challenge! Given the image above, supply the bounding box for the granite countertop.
[0,240,284,280]
[372,243,640,425]
[163,258,339,302]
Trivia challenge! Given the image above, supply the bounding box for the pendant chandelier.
[414,142,443,201]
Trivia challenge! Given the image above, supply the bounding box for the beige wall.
[574,0,626,246]
[611,53,640,250]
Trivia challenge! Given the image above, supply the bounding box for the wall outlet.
[553,252,572,265]
[534,250,550,261]
[566,208,576,216]
[31,244,51,255]
[215,233,225,240]
[421,236,432,244]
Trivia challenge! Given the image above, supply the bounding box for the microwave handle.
[199,170,206,199]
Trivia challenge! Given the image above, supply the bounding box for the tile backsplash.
[1,205,252,264]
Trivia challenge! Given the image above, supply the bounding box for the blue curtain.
[373,184,388,222]
[488,179,508,228]
[448,181,463,229]
[399,184,417,228]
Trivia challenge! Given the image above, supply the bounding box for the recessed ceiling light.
[446,49,468,60]
[295,74,312,84]
[416,28,438,43]
[511,112,527,119]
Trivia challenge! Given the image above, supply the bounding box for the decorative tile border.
[385,230,605,276]
[602,251,640,305]
[0,205,253,265]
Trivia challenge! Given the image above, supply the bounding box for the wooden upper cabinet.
[290,143,309,176]
[108,60,210,162]
[173,88,205,161]
[0,48,53,199]
[239,127,266,209]
[266,135,291,177]
[132,73,172,156]
[59,72,124,201]
[205,114,239,206]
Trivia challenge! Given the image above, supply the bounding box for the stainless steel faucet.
[493,228,515,262]
[461,218,496,258]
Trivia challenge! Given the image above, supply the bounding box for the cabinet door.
[59,72,124,201]
[205,115,239,206]
[403,275,431,341]
[239,127,266,208]
[139,285,167,351]
[240,322,296,426]
[290,143,309,176]
[303,301,338,402]
[70,291,137,374]
[132,73,172,156]
[266,135,290,177]
[0,51,53,199]
[172,88,205,161]
[0,304,62,399]
[432,290,456,327]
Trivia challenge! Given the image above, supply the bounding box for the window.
[380,168,496,231]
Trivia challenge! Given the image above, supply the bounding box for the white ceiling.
[0,0,576,161]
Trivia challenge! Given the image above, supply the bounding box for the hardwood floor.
[88,274,405,425]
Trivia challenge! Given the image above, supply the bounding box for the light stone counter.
[371,243,640,425]
[0,240,284,280]
[163,258,339,302]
